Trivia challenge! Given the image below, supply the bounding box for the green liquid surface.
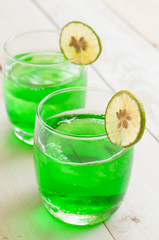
[34,113,133,223]
[3,52,87,134]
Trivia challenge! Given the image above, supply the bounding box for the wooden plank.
[105,130,159,240]
[2,90,159,240]
[0,56,113,240]
[0,0,114,239]
[0,0,53,95]
[31,0,159,239]
[102,0,159,48]
[0,0,110,94]
[0,0,53,60]
[34,0,159,141]
[1,0,159,239]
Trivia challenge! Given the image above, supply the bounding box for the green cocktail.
[3,31,87,144]
[34,88,133,225]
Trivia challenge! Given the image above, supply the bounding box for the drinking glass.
[3,30,87,144]
[34,87,133,225]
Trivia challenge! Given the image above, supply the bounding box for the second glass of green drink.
[34,87,133,225]
[3,30,87,144]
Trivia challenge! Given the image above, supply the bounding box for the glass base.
[42,197,118,226]
[13,127,33,145]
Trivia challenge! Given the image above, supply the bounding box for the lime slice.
[60,21,101,65]
[105,90,146,148]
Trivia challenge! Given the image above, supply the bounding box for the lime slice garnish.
[105,90,146,148]
[60,21,101,65]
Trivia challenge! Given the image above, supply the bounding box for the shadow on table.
[29,202,99,240]
[2,193,101,240]
[0,131,103,240]
[0,129,33,163]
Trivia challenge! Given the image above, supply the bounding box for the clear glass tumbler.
[34,87,133,225]
[3,30,87,144]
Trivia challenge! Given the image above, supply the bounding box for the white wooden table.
[0,0,159,239]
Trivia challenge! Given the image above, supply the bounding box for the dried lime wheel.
[105,90,146,147]
[60,21,101,65]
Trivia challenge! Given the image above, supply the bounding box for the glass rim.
[37,87,115,141]
[36,87,130,165]
[4,29,73,67]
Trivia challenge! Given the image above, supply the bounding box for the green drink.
[34,88,134,225]
[3,31,87,144]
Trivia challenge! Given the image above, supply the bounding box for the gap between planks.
[103,222,116,240]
